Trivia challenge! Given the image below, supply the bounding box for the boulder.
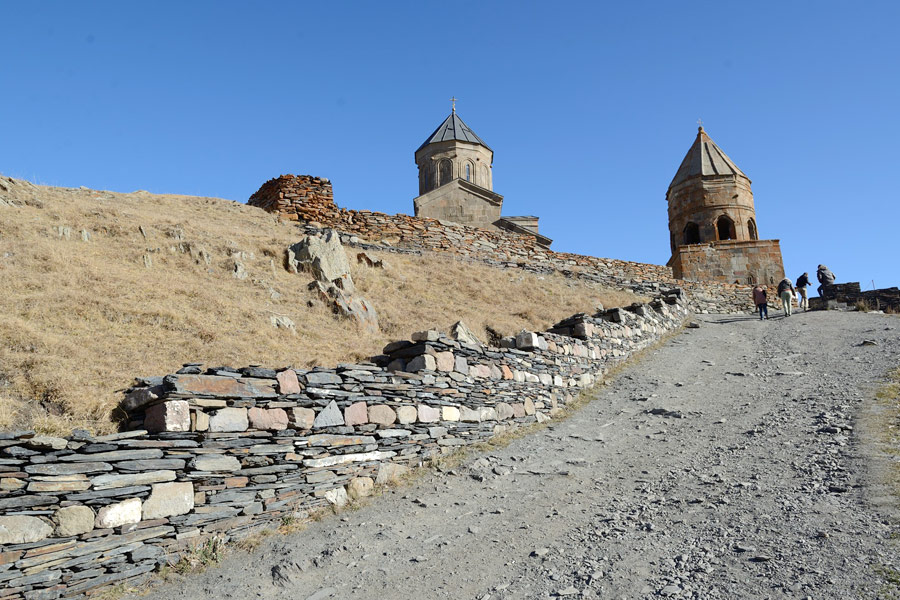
[323,487,349,507]
[375,463,409,485]
[288,229,354,292]
[434,351,455,372]
[407,354,436,372]
[347,477,374,499]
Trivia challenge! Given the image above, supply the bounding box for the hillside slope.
[0,175,641,434]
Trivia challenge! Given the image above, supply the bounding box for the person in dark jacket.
[777,277,795,317]
[796,272,811,311]
[817,264,836,297]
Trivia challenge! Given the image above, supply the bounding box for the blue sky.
[2,1,898,291]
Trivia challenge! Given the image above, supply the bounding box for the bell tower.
[666,126,784,285]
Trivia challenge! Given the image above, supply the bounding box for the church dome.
[668,126,747,190]
[416,112,491,152]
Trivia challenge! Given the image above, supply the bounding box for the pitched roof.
[416,112,491,152]
[669,127,748,189]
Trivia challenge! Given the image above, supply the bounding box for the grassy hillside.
[0,175,642,434]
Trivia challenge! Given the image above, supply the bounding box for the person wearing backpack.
[776,277,795,317]
[795,272,812,311]
[817,265,836,297]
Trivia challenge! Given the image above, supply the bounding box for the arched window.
[683,222,700,245]
[748,218,758,240]
[716,215,735,240]
[439,160,452,186]
[465,163,471,182]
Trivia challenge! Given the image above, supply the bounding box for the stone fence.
[0,293,690,599]
[810,282,900,312]
[249,175,755,314]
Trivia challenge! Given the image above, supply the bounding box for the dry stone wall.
[249,175,756,314]
[0,294,690,599]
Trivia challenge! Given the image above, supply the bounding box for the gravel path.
[137,310,900,600]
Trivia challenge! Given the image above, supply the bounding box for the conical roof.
[416,112,491,152]
[669,127,747,189]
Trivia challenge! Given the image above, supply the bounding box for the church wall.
[669,239,785,285]
[413,181,501,229]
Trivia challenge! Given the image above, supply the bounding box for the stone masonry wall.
[669,240,785,286]
[0,295,690,599]
[250,175,757,314]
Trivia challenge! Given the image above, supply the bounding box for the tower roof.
[669,127,747,189]
[416,112,491,153]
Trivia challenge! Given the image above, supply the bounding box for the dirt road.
[136,310,900,600]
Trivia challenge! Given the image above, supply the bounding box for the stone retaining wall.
[0,294,690,599]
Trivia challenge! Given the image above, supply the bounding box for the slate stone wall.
[0,294,690,599]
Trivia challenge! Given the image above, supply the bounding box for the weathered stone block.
[95,498,142,528]
[478,407,497,421]
[53,506,96,537]
[276,369,302,394]
[248,407,289,431]
[434,351,455,372]
[411,330,440,342]
[516,331,541,350]
[501,365,514,380]
[407,354,436,372]
[375,463,409,485]
[168,375,276,398]
[369,404,397,425]
[344,401,369,426]
[495,402,514,420]
[347,477,374,499]
[194,410,210,432]
[454,356,469,375]
[290,407,315,429]
[209,408,249,433]
[145,400,190,433]
[313,400,345,428]
[190,455,242,472]
[396,405,418,424]
[417,405,441,423]
[442,406,460,421]
[142,482,195,520]
[323,487,349,507]
[91,470,176,490]
[523,398,536,416]
[459,406,481,422]
[23,435,68,450]
[0,516,53,544]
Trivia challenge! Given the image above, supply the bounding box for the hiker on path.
[796,272,812,311]
[777,277,795,317]
[752,284,768,320]
[817,264,836,297]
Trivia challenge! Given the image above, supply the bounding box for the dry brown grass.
[0,176,642,434]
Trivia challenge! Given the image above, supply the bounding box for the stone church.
[413,106,551,247]
[666,126,784,285]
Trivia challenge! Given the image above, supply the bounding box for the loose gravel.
[135,310,900,600]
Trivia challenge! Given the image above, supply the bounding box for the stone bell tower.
[666,126,784,285]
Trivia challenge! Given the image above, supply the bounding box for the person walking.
[816,264,836,297]
[777,277,795,317]
[796,272,812,311]
[752,284,768,320]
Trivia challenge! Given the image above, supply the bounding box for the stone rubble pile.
[0,292,690,599]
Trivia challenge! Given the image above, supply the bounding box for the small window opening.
[716,215,735,240]
[683,222,700,245]
[465,164,471,181]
